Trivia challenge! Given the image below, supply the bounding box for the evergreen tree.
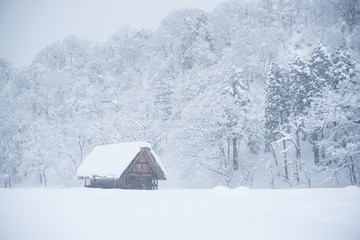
[155,75,174,121]
[308,43,333,96]
[307,43,333,165]
[331,48,356,89]
[286,57,312,184]
[265,60,291,180]
[223,66,250,171]
[225,66,250,107]
[288,57,311,116]
[265,60,290,143]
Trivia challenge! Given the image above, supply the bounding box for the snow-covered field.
[1,187,360,240]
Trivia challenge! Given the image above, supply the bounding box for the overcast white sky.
[0,0,227,66]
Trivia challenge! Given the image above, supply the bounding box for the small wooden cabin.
[76,142,167,190]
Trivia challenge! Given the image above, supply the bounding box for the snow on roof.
[76,141,166,178]
[150,148,167,178]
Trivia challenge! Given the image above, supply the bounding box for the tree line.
[0,0,359,188]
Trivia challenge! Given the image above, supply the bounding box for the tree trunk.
[39,172,43,184]
[283,139,288,180]
[233,137,239,171]
[42,170,47,187]
[295,130,301,185]
[304,171,311,188]
[313,133,320,165]
[296,130,301,161]
[227,140,230,170]
[280,112,288,180]
[294,162,300,185]
[349,156,356,185]
[321,131,325,159]
[228,139,230,161]
[270,143,279,167]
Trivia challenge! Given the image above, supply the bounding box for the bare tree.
[334,0,360,32]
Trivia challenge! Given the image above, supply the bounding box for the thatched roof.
[76,142,167,179]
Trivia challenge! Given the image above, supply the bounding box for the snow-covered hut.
[76,142,167,190]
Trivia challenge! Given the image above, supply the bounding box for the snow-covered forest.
[1,0,359,188]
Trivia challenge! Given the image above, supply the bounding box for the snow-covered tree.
[306,43,334,164]
[331,48,356,89]
[1,0,359,188]
[283,57,312,185]
[306,73,359,185]
[288,57,311,115]
[334,0,360,32]
[308,43,333,94]
[265,60,293,181]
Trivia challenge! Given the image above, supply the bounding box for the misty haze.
[1,0,360,240]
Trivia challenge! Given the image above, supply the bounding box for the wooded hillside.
[1,0,359,188]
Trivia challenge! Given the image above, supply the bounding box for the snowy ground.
[1,187,360,240]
